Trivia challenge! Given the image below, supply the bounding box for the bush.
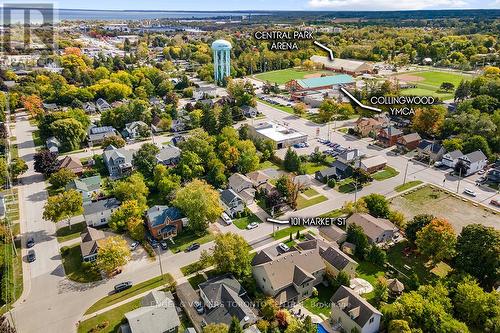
[312,287,319,297]
[142,242,156,258]
[327,178,336,188]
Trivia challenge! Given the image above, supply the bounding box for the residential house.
[396,133,421,152]
[88,126,119,146]
[156,145,181,166]
[121,290,181,333]
[252,239,358,307]
[356,156,387,174]
[319,225,347,245]
[457,150,488,176]
[146,205,187,240]
[337,149,361,165]
[377,126,403,147]
[417,140,446,162]
[194,86,217,100]
[83,102,97,114]
[315,167,339,183]
[246,171,270,188]
[66,175,101,203]
[122,121,149,140]
[83,198,121,227]
[96,98,111,112]
[46,137,61,153]
[228,173,256,204]
[80,226,105,262]
[242,105,257,118]
[171,119,186,132]
[199,274,258,327]
[294,175,312,188]
[220,189,245,218]
[441,150,463,168]
[347,213,398,244]
[486,162,500,184]
[315,161,353,182]
[43,103,58,112]
[103,145,135,178]
[330,286,382,333]
[58,156,84,175]
[354,117,387,137]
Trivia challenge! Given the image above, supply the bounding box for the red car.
[490,199,500,207]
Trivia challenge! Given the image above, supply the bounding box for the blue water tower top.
[211,39,232,50]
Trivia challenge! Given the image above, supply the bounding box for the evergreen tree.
[283,147,301,172]
[219,105,233,131]
[228,316,243,333]
[202,106,218,135]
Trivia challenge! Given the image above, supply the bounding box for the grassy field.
[233,214,261,230]
[168,230,215,253]
[394,180,423,192]
[56,222,86,243]
[372,166,399,181]
[257,160,281,171]
[85,274,175,315]
[302,283,335,316]
[255,68,331,85]
[296,194,328,210]
[78,298,141,333]
[271,226,305,240]
[398,70,472,100]
[390,185,499,233]
[60,244,101,283]
[303,188,319,197]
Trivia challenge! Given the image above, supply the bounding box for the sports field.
[394,70,473,100]
[255,68,332,85]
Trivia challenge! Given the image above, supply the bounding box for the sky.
[2,0,498,11]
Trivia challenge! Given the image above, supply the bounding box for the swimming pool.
[317,323,329,333]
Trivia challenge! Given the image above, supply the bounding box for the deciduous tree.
[48,167,76,189]
[96,235,131,275]
[212,233,252,277]
[43,189,83,228]
[416,218,456,262]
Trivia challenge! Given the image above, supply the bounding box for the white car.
[130,241,139,251]
[478,170,485,175]
[463,188,477,197]
[221,212,232,225]
[246,222,259,230]
[434,161,443,167]
[278,242,290,252]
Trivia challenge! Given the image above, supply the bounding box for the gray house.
[83,198,121,227]
[46,136,61,153]
[103,145,135,178]
[220,189,245,218]
[96,98,111,112]
[121,290,181,333]
[122,121,149,140]
[441,150,463,168]
[156,145,181,166]
[347,213,398,244]
[66,175,101,202]
[88,126,119,146]
[80,226,105,262]
[457,150,488,176]
[199,274,258,328]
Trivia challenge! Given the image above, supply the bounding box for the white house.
[441,150,463,168]
[330,286,382,333]
[83,198,121,227]
[219,189,245,218]
[458,150,488,176]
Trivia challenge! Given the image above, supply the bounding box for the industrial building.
[247,121,308,149]
[286,74,355,92]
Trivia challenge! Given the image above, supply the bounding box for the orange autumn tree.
[416,217,457,262]
[411,105,446,137]
[21,94,43,118]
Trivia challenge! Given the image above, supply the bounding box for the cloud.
[308,0,469,10]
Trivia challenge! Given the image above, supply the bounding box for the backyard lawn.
[394,180,423,192]
[78,298,141,333]
[258,160,281,170]
[85,273,175,315]
[386,241,432,283]
[60,244,102,283]
[254,68,331,85]
[302,283,335,316]
[187,274,207,289]
[372,166,399,181]
[233,214,261,230]
[56,222,86,243]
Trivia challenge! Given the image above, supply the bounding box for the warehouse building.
[247,121,308,149]
[286,74,354,93]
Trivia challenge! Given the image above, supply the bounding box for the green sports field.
[254,68,332,85]
[396,70,473,100]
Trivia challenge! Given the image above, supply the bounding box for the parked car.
[130,241,139,251]
[478,169,485,175]
[247,222,259,230]
[193,301,204,314]
[26,237,35,248]
[434,161,443,167]
[148,237,159,249]
[221,212,232,225]
[27,249,36,262]
[114,281,133,293]
[160,240,168,250]
[278,242,290,252]
[463,188,477,197]
[185,243,200,252]
[490,199,500,207]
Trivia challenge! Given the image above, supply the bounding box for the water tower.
[211,39,232,84]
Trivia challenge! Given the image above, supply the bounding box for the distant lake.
[0,8,266,24]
